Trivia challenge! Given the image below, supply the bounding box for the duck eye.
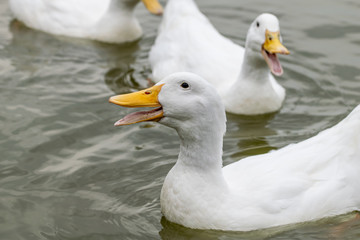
[256,21,260,27]
[181,82,189,89]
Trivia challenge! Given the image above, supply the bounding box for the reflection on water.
[8,19,140,75]
[1,0,360,239]
[160,213,360,240]
[104,67,140,94]
[224,113,277,164]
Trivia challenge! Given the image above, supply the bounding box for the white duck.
[149,0,289,115]
[109,72,360,231]
[9,0,163,43]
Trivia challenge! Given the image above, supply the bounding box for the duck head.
[245,13,289,76]
[109,72,226,135]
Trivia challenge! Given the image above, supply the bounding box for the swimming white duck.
[109,72,360,231]
[149,0,289,115]
[9,0,163,43]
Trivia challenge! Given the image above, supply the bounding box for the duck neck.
[176,122,225,174]
[237,48,270,84]
[96,0,141,43]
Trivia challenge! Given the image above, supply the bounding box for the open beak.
[261,30,290,76]
[141,0,163,16]
[109,84,164,126]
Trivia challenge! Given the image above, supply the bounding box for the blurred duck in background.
[9,0,163,43]
[149,0,290,115]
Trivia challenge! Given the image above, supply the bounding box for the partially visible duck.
[9,0,163,43]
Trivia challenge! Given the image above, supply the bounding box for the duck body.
[149,0,289,115]
[9,0,163,43]
[110,72,360,231]
[162,105,360,230]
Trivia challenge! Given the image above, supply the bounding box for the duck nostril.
[145,90,152,95]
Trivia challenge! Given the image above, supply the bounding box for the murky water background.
[1,0,360,239]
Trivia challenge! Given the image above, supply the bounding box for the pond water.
[1,0,360,239]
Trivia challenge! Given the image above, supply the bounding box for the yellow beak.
[261,30,289,76]
[109,84,164,126]
[262,30,290,55]
[141,0,163,16]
